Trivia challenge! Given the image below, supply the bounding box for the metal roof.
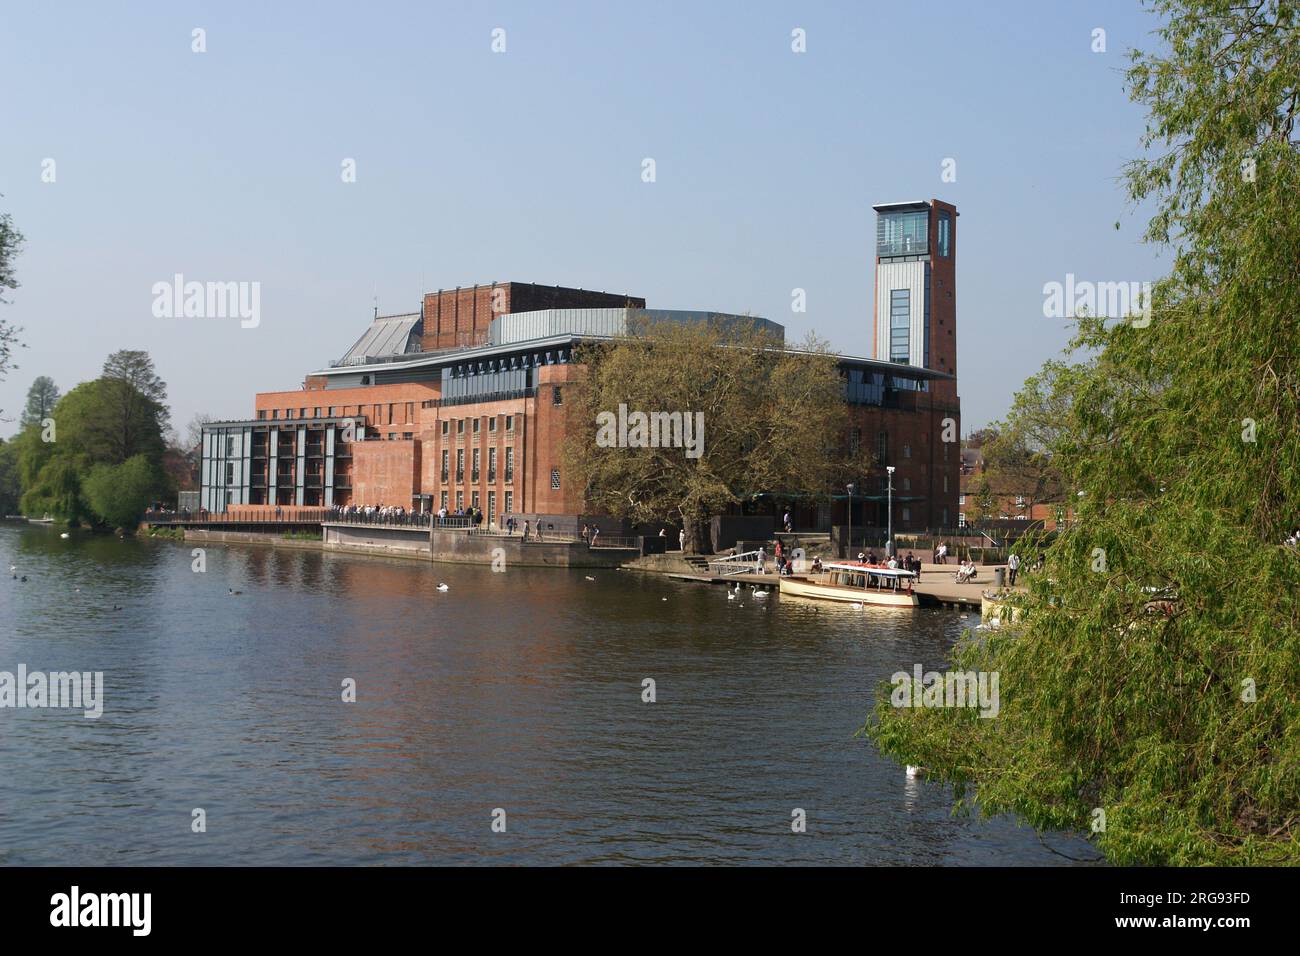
[337,313,422,365]
[871,200,930,212]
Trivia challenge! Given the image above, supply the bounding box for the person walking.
[522,519,530,540]
[1008,551,1021,586]
[757,546,767,574]
[589,525,599,548]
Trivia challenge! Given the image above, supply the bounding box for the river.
[0,523,1095,865]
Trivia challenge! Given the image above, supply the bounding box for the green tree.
[20,375,60,429]
[93,350,170,464]
[565,319,868,552]
[868,0,1300,865]
[82,455,163,528]
[0,204,23,384]
[14,373,172,525]
[0,438,20,516]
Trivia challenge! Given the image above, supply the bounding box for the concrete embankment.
[185,524,639,568]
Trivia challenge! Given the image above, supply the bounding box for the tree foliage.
[82,455,164,529]
[20,375,60,429]
[869,0,1300,865]
[14,357,173,526]
[0,204,25,392]
[564,318,869,552]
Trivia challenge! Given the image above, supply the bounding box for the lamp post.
[886,466,896,557]
[846,483,855,559]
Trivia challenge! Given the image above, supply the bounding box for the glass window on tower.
[938,211,951,257]
[877,209,928,256]
[890,289,911,363]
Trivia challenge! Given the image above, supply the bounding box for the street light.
[846,483,856,559]
[886,466,896,557]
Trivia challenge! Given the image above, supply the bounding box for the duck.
[584,575,596,581]
[19,575,28,582]
[111,605,123,611]
[228,588,242,596]
[60,532,70,539]
[436,583,450,592]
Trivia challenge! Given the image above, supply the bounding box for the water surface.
[0,523,1094,865]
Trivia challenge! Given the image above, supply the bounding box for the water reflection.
[0,523,1097,865]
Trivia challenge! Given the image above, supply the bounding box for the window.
[456,491,463,510]
[257,410,267,421]
[943,475,948,493]
[225,462,235,484]
[472,418,480,434]
[550,468,561,490]
[877,209,928,256]
[1016,495,1025,507]
[938,211,952,258]
[328,406,338,417]
[890,290,910,363]
[472,449,480,482]
[959,493,966,505]
[488,447,497,481]
[903,444,911,459]
[488,418,497,433]
[271,409,279,420]
[877,431,889,465]
[441,421,449,435]
[457,419,464,434]
[387,432,396,440]
[456,449,464,482]
[902,507,911,523]
[552,386,563,406]
[504,491,513,514]
[958,512,967,528]
[505,415,513,431]
[488,491,496,526]
[226,436,236,456]
[505,447,514,482]
[402,432,413,440]
[440,491,448,510]
[441,450,449,482]
[471,491,480,509]
[902,478,911,491]
[314,407,321,418]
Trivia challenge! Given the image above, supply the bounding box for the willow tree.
[564,318,867,552]
[869,0,1300,865]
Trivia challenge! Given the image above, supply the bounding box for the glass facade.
[938,211,951,257]
[877,209,928,257]
[842,367,926,406]
[890,289,911,363]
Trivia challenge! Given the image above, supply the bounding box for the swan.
[436,583,450,592]
[60,532,70,539]
[584,575,596,581]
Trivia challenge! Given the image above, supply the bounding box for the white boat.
[778,561,919,607]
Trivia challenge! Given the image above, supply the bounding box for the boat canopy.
[823,562,916,579]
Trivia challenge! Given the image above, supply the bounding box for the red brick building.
[203,223,963,539]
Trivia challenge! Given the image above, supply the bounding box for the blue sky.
[0,0,1167,435]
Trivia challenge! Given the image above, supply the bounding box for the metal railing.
[708,550,763,575]
[143,509,333,525]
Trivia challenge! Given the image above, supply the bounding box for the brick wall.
[351,439,421,506]
[421,282,644,352]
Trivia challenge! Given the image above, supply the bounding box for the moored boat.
[778,561,919,607]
